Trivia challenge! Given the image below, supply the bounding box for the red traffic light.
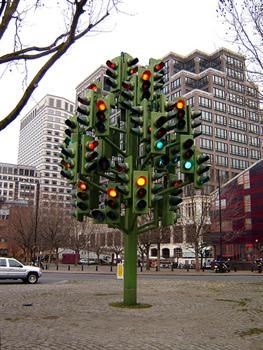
[79,182,87,191]
[106,60,117,70]
[154,62,165,72]
[87,140,98,151]
[171,179,183,188]
[87,83,98,91]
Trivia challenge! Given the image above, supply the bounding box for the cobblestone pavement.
[0,276,263,350]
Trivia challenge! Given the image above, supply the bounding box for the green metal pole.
[123,208,138,305]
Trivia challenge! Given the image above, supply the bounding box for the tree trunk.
[157,242,161,271]
[195,243,200,271]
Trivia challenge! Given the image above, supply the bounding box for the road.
[1,269,263,284]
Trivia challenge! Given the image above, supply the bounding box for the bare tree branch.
[0,0,121,131]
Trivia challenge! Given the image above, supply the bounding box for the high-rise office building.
[18,94,75,208]
[161,48,262,187]
[76,48,262,189]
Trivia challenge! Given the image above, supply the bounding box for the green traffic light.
[155,139,165,150]
[184,160,193,170]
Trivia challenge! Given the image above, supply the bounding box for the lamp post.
[33,180,40,259]
[217,170,223,259]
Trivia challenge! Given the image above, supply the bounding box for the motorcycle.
[214,261,231,273]
[255,260,262,273]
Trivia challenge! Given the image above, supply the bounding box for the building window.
[201,125,213,136]
[215,141,228,153]
[216,155,228,167]
[230,145,248,157]
[228,105,246,118]
[249,124,259,134]
[215,127,227,139]
[200,138,213,150]
[215,114,227,126]
[231,159,249,169]
[249,136,260,147]
[213,88,225,99]
[229,118,247,131]
[228,92,244,105]
[214,101,226,112]
[200,110,212,122]
[250,149,261,160]
[213,75,225,86]
[171,78,180,90]
[229,132,247,144]
[227,80,245,93]
[248,111,259,122]
[199,96,212,108]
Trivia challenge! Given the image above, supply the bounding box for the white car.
[0,257,42,284]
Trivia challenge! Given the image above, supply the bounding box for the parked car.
[78,258,97,265]
[0,257,42,284]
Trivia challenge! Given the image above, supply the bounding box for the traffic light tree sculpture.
[60,52,210,306]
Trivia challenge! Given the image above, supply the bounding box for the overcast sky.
[0,0,231,164]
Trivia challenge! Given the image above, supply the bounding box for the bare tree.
[217,0,263,89]
[138,230,152,270]
[0,0,122,130]
[67,217,97,264]
[9,206,36,262]
[39,205,71,266]
[180,187,211,271]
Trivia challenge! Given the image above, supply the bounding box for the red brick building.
[210,159,263,261]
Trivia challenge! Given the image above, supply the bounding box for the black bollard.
[68,265,70,271]
[140,265,143,272]
[81,265,84,271]
[56,265,58,270]
[110,265,113,272]
[96,265,98,271]
[45,264,48,270]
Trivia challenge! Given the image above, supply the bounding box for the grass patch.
[239,328,263,337]
[109,301,152,309]
[216,298,251,307]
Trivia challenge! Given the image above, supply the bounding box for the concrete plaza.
[0,272,263,350]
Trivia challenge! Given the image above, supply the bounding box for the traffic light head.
[81,135,99,175]
[174,98,188,133]
[180,135,195,174]
[60,116,79,183]
[138,68,151,101]
[191,110,202,138]
[105,57,121,90]
[94,97,110,136]
[149,58,165,93]
[105,184,120,224]
[77,88,96,128]
[194,150,210,189]
[132,171,149,214]
[150,112,167,154]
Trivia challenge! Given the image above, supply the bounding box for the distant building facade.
[210,159,263,261]
[18,94,75,209]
